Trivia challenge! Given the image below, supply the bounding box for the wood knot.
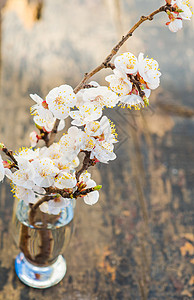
[141,15,147,21]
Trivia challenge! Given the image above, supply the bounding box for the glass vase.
[11,198,75,289]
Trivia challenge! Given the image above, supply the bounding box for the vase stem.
[35,228,53,265]
[19,224,32,261]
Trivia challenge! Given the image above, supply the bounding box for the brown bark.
[19,224,32,261]
[45,4,173,146]
[73,4,171,94]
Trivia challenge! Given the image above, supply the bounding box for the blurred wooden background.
[0,0,193,299]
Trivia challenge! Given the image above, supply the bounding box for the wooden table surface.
[0,1,193,299]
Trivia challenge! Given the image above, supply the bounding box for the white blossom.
[114,52,138,75]
[79,171,91,183]
[54,172,77,189]
[29,131,39,148]
[75,89,85,108]
[55,156,80,173]
[40,196,70,215]
[166,1,192,32]
[14,147,39,161]
[33,109,54,131]
[82,117,118,157]
[30,94,49,118]
[168,17,183,32]
[30,94,54,126]
[176,0,192,20]
[138,53,161,90]
[79,172,99,205]
[30,93,43,109]
[46,85,76,120]
[75,81,101,108]
[105,69,132,96]
[0,155,5,182]
[30,93,61,132]
[82,86,119,108]
[39,143,78,173]
[39,143,63,161]
[82,136,97,152]
[85,116,118,144]
[31,158,59,187]
[11,157,35,189]
[70,102,102,126]
[59,126,85,162]
[84,121,101,137]
[32,185,45,195]
[39,202,49,214]
[83,179,99,205]
[33,110,65,132]
[4,168,13,180]
[90,140,116,163]
[119,89,151,109]
[14,186,36,205]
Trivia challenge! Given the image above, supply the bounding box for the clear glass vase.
[11,198,75,289]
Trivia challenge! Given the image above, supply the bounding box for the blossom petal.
[54,172,77,189]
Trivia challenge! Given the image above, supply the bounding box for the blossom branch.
[46,119,60,147]
[39,128,49,146]
[73,186,101,198]
[128,74,145,98]
[45,2,174,146]
[75,151,97,181]
[19,224,33,261]
[44,185,100,199]
[29,195,56,226]
[29,185,101,226]
[0,144,18,166]
[73,3,172,94]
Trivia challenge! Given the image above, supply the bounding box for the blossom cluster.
[106,52,161,108]
[166,0,192,32]
[0,50,165,215]
[0,14,190,216]
[0,145,100,214]
[0,0,193,215]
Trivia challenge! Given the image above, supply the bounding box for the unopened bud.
[94,158,99,164]
[3,160,11,168]
[167,10,172,16]
[77,181,87,190]
[42,100,49,109]
[143,96,149,106]
[176,9,184,13]
[93,185,102,191]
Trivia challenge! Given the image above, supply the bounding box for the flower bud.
[3,160,11,168]
[143,96,149,106]
[93,185,102,191]
[42,100,49,109]
[176,9,184,13]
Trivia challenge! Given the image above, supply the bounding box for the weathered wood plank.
[0,1,193,299]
